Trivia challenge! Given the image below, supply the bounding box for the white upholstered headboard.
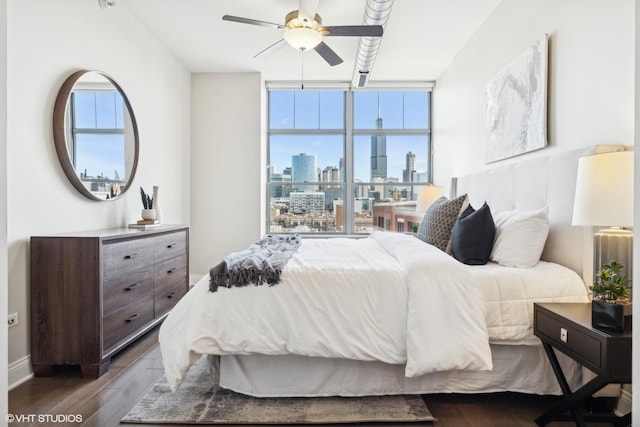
[453,146,625,279]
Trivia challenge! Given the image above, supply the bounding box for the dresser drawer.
[103,238,154,277]
[155,283,187,318]
[536,310,602,368]
[103,268,153,316]
[103,297,154,351]
[155,254,188,289]
[154,231,188,262]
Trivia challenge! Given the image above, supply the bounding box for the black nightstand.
[533,302,631,427]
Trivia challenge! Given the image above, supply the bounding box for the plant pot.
[141,209,157,220]
[591,300,632,332]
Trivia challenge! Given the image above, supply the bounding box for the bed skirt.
[217,343,580,397]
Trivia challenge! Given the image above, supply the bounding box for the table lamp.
[416,186,445,212]
[571,150,634,282]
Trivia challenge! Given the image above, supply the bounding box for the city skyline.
[269,90,430,183]
[269,134,430,184]
[271,146,425,185]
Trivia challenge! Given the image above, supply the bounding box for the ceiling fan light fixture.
[283,27,322,50]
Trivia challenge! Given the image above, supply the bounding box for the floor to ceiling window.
[267,83,432,235]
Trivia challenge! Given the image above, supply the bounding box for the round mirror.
[53,70,139,201]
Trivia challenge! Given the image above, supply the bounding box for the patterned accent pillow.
[417,194,469,253]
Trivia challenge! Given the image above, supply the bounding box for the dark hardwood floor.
[9,326,615,427]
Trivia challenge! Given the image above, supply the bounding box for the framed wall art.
[484,34,548,163]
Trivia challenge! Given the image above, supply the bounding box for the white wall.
[433,0,635,183]
[190,73,263,276]
[434,0,636,418]
[0,0,8,419]
[6,0,191,386]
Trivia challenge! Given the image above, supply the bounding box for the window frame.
[67,84,126,181]
[266,82,433,236]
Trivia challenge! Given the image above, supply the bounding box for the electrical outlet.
[560,327,568,343]
[7,312,18,328]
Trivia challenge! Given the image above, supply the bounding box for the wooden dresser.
[30,225,189,377]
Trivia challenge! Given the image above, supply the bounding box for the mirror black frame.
[53,70,139,201]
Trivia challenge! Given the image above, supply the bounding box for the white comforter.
[469,261,589,343]
[160,232,493,391]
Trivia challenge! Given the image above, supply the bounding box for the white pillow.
[490,207,550,267]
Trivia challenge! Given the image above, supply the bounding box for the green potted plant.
[590,260,632,332]
[412,223,419,237]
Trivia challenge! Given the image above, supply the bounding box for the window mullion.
[345,91,354,235]
[352,128,430,136]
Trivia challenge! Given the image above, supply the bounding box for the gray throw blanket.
[209,234,301,292]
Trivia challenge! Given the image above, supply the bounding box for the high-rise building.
[370,117,387,181]
[354,179,367,198]
[290,191,325,216]
[322,166,340,184]
[403,151,416,183]
[270,173,292,198]
[321,166,341,209]
[292,153,317,191]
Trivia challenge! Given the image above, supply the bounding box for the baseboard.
[614,388,632,416]
[8,355,33,390]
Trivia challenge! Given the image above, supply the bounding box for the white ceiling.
[121,0,501,82]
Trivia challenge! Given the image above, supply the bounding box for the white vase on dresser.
[152,186,162,222]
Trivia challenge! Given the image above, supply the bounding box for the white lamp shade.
[571,151,634,227]
[283,28,322,50]
[416,186,445,212]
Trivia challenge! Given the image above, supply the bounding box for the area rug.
[122,357,435,424]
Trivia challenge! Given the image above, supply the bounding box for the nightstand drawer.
[536,310,601,368]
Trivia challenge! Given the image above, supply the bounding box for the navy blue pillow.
[451,202,495,265]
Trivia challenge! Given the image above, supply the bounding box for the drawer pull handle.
[125,313,140,323]
[167,291,178,299]
[167,267,177,274]
[125,283,140,291]
[167,243,177,249]
[124,253,138,260]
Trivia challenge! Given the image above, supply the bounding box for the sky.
[75,134,125,180]
[72,89,431,184]
[268,90,431,182]
[72,91,126,180]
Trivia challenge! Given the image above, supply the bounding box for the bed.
[159,146,603,397]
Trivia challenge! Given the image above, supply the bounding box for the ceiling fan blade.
[314,41,343,66]
[298,0,320,23]
[254,39,287,59]
[322,25,384,37]
[222,15,284,30]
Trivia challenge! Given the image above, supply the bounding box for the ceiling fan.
[222,0,383,66]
